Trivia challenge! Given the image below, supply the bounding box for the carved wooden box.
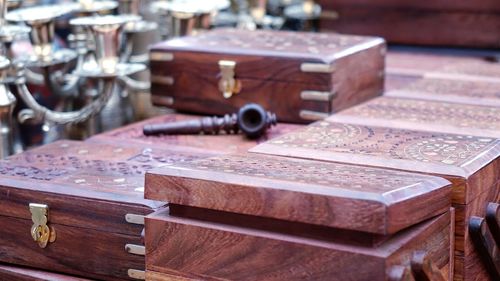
[149,28,385,123]
[0,140,218,280]
[145,153,453,280]
[329,96,500,138]
[318,1,500,48]
[385,48,500,100]
[251,121,500,281]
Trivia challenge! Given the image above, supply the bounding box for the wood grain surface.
[145,208,451,281]
[250,121,500,281]
[250,121,500,205]
[329,96,500,138]
[88,113,302,154]
[319,5,500,48]
[386,49,500,78]
[320,0,500,13]
[146,153,450,235]
[0,264,93,281]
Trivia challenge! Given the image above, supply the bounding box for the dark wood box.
[329,96,500,138]
[149,28,385,124]
[0,263,92,281]
[251,121,500,281]
[0,140,218,280]
[318,1,500,48]
[145,153,453,280]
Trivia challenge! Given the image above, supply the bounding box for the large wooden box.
[149,28,385,123]
[0,263,92,281]
[145,153,454,280]
[318,1,500,48]
[251,122,500,280]
[385,48,500,99]
[329,96,500,138]
[0,140,217,280]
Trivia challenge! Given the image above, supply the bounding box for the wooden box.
[0,140,218,280]
[318,1,500,48]
[385,78,500,107]
[385,48,500,98]
[329,96,500,138]
[145,153,454,280]
[251,121,500,281]
[149,28,385,123]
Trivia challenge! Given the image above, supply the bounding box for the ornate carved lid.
[250,121,500,204]
[150,28,385,84]
[328,96,500,138]
[146,153,451,235]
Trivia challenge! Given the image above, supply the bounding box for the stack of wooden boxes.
[143,46,500,280]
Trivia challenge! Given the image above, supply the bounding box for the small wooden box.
[329,96,500,138]
[385,48,500,99]
[149,28,385,123]
[251,121,500,281]
[318,1,500,48]
[0,140,217,280]
[145,154,453,280]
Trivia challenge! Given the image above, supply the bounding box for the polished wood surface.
[330,96,500,138]
[150,29,385,123]
[251,121,500,204]
[146,153,450,235]
[250,121,500,281]
[145,209,452,281]
[319,3,500,48]
[0,264,93,281]
[0,215,143,280]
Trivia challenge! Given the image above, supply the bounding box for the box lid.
[250,121,500,204]
[145,153,451,235]
[150,28,384,84]
[0,140,214,236]
[386,78,500,107]
[328,96,500,138]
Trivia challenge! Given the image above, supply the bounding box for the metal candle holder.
[0,1,152,158]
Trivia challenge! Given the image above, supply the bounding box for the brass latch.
[29,203,56,248]
[218,60,241,99]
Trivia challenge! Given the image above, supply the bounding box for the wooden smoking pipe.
[143,103,277,139]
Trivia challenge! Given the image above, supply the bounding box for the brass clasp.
[218,60,241,99]
[29,203,56,248]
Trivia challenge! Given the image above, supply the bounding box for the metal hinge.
[218,60,241,99]
[150,75,174,85]
[128,269,146,280]
[299,110,330,121]
[300,63,335,73]
[149,52,174,62]
[300,90,335,102]
[125,214,145,225]
[125,244,145,256]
